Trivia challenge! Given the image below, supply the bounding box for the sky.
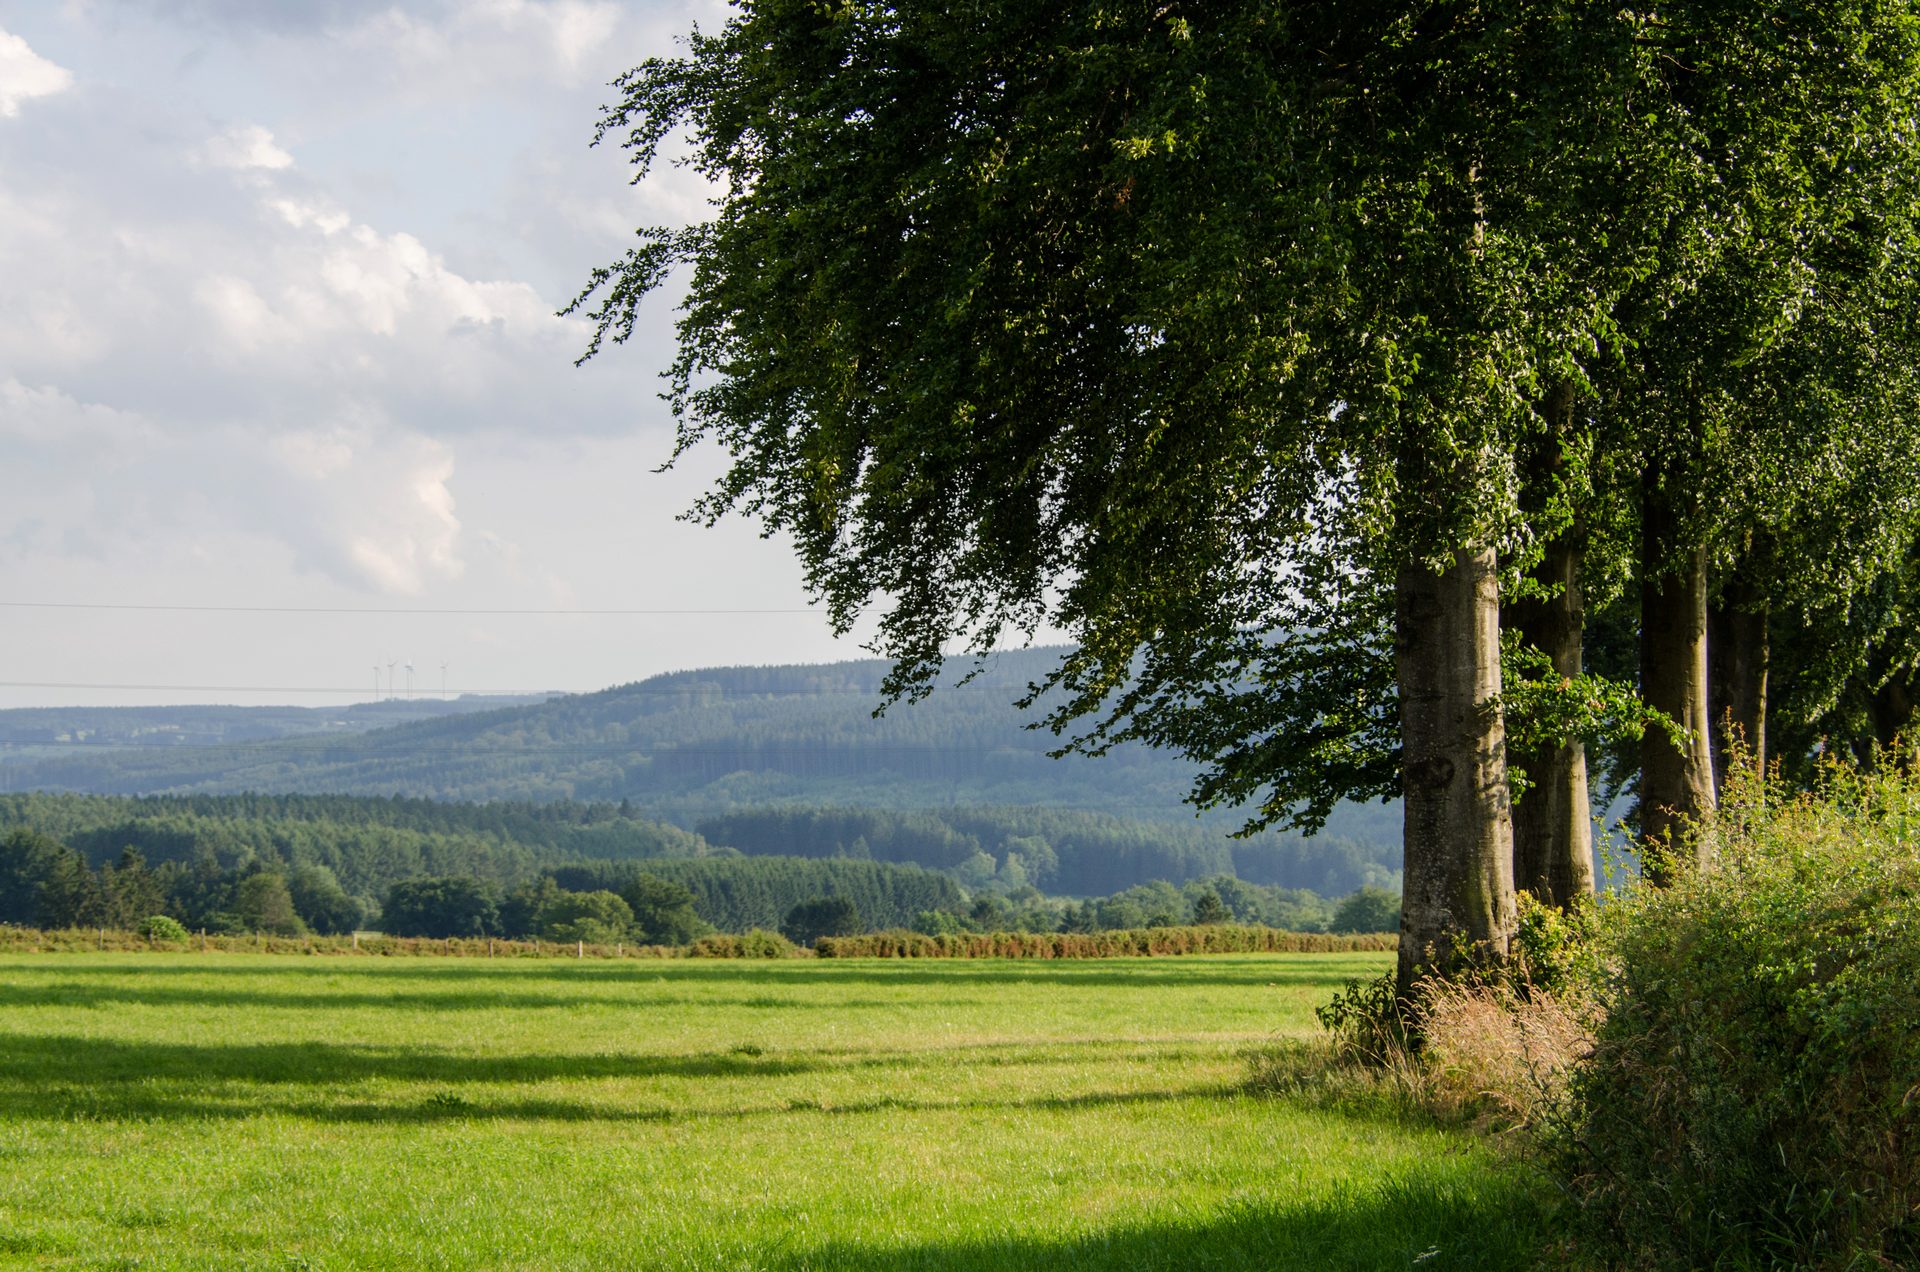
[0,0,907,709]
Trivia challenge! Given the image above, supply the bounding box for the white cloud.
[202,123,293,170]
[0,29,73,117]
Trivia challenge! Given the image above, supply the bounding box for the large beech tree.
[574,0,1920,990]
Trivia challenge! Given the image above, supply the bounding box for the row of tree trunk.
[1392,456,1766,995]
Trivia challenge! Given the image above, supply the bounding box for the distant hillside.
[0,695,553,758]
[1,650,1400,891]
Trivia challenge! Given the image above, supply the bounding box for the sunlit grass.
[0,952,1554,1269]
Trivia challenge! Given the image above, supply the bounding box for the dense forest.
[0,791,1390,940]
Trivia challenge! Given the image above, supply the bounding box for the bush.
[1558,762,1920,1267]
[689,928,799,959]
[137,914,189,943]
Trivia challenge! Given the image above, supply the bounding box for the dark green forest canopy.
[0,788,1396,901]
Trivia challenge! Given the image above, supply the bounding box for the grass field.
[0,952,1553,1270]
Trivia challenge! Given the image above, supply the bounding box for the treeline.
[0,829,369,936]
[694,805,1398,897]
[545,857,965,935]
[0,792,715,901]
[0,822,969,941]
[0,791,1399,901]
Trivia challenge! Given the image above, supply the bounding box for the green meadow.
[0,953,1551,1270]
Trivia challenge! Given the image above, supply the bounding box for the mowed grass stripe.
[0,954,1551,1270]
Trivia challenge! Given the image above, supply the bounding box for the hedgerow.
[1558,761,1920,1267]
[813,925,1395,958]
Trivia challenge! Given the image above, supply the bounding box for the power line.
[0,679,1031,697]
[0,601,821,616]
[0,681,566,696]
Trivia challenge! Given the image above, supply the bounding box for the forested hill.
[0,695,553,754]
[5,652,1162,808]
[0,653,1397,891]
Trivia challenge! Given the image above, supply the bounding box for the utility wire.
[0,601,820,616]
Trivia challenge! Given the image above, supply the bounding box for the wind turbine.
[404,659,415,696]
[387,660,398,700]
[440,660,449,697]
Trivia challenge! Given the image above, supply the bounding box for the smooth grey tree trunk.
[1396,546,1517,999]
[1505,532,1595,906]
[1707,570,1769,782]
[1502,383,1594,908]
[1640,480,1717,880]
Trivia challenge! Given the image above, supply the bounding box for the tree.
[0,828,65,926]
[1190,889,1228,926]
[383,876,499,939]
[99,847,165,931]
[231,872,306,937]
[575,0,1920,994]
[781,896,861,944]
[33,844,101,930]
[288,863,364,935]
[1330,886,1402,936]
[537,889,634,945]
[620,874,705,946]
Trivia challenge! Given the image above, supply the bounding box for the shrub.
[689,928,799,959]
[137,914,190,943]
[1314,971,1403,1066]
[1558,762,1920,1267]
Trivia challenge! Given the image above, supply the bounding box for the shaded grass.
[0,952,1554,1269]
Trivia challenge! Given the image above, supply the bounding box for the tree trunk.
[1640,478,1717,879]
[1866,662,1918,772]
[1505,533,1595,906]
[1396,546,1517,999]
[1707,567,1769,782]
[1502,382,1594,908]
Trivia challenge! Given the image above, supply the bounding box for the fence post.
[577,940,584,959]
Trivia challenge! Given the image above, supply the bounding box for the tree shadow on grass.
[0,1031,1236,1127]
[773,1169,1558,1272]
[0,980,946,1012]
[2,1029,1216,1128]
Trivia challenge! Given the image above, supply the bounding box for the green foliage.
[0,828,65,926]
[382,877,499,939]
[619,874,705,946]
[1315,972,1405,1067]
[286,864,364,935]
[231,872,306,937]
[1328,886,1401,936]
[1510,890,1598,996]
[815,926,1394,960]
[688,928,799,959]
[557,856,962,935]
[1560,762,1920,1266]
[780,896,861,944]
[536,889,634,945]
[136,914,189,943]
